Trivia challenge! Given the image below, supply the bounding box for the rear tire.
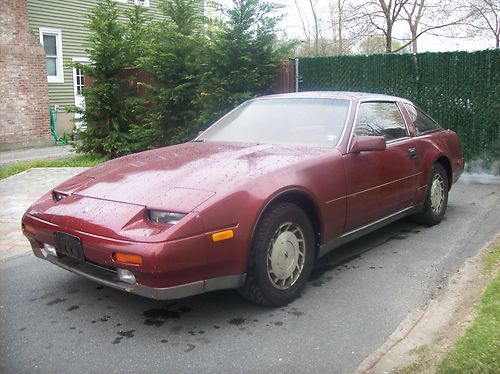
[239,203,315,306]
[413,163,449,225]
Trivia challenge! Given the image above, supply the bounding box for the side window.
[354,102,409,141]
[404,103,442,135]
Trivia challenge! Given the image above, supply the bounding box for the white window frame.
[134,0,150,7]
[72,57,90,101]
[39,27,64,83]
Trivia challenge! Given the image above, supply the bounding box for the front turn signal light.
[22,223,37,236]
[113,252,143,265]
[212,229,234,242]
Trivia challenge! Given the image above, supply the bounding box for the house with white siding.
[27,0,204,137]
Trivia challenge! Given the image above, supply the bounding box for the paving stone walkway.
[0,145,75,166]
[0,168,87,261]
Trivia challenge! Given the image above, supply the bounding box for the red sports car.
[22,92,464,306]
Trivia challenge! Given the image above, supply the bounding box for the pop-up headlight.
[53,191,68,202]
[147,210,186,225]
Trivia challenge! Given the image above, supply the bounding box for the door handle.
[408,148,417,159]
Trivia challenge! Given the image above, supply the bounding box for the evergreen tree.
[200,0,291,125]
[76,0,149,157]
[142,0,206,145]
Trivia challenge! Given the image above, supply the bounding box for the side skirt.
[318,205,423,258]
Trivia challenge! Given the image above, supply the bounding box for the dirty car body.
[22,92,464,306]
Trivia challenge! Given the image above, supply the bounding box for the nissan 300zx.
[22,92,464,306]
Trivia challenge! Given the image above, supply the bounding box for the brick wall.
[0,0,51,150]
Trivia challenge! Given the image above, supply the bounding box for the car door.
[343,101,418,231]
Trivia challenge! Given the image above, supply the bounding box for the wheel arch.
[249,189,322,262]
[434,156,452,190]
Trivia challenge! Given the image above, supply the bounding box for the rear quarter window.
[404,103,442,135]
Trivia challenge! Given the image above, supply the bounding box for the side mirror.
[350,136,386,153]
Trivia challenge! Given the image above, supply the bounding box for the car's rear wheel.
[413,163,449,225]
[239,203,315,306]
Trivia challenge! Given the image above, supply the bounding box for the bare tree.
[466,0,500,48]
[292,0,372,55]
[358,0,410,52]
[399,0,474,53]
[294,0,311,44]
[294,0,324,55]
[329,0,372,54]
[308,0,321,54]
[402,0,426,52]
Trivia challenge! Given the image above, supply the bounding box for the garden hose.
[50,106,67,145]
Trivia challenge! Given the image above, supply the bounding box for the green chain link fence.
[298,50,500,167]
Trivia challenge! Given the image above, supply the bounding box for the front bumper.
[31,244,246,300]
[23,212,246,300]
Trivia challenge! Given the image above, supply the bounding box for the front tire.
[413,163,449,225]
[239,203,315,306]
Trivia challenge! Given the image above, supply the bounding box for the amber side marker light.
[212,229,234,242]
[113,252,143,265]
[22,223,37,236]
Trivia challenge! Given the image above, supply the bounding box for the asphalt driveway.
[0,168,498,373]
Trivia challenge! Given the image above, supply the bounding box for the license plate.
[54,232,85,261]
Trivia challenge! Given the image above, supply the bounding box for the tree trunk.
[309,0,320,55]
[411,27,418,53]
[386,21,393,52]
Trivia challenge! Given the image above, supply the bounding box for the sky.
[268,0,494,53]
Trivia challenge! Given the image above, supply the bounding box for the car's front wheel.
[239,203,315,306]
[413,163,449,225]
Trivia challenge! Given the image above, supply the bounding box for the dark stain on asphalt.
[160,339,168,344]
[70,327,76,330]
[311,275,333,287]
[288,309,304,317]
[29,292,54,302]
[213,325,220,329]
[47,298,66,306]
[67,305,79,311]
[310,264,336,280]
[184,343,196,352]
[390,234,410,240]
[19,327,26,331]
[311,253,362,281]
[112,330,135,344]
[143,303,192,327]
[188,330,205,336]
[96,286,104,290]
[401,228,421,234]
[100,315,111,322]
[228,317,246,326]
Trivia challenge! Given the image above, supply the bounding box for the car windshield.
[198,98,351,148]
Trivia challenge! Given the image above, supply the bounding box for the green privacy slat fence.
[298,50,500,161]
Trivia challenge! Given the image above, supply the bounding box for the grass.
[0,154,107,180]
[397,346,433,373]
[437,244,500,373]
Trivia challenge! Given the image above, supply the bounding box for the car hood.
[55,141,328,212]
